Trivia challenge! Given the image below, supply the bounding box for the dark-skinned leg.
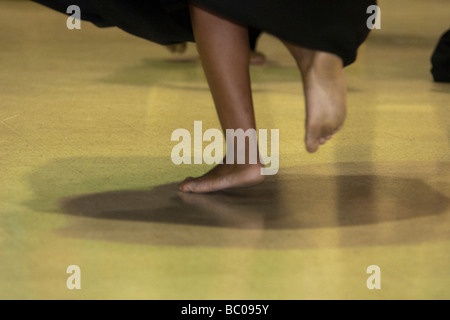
[178,3,264,193]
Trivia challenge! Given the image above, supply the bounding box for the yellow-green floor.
[1,0,449,299]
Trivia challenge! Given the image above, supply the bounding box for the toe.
[178,182,188,192]
[180,177,194,184]
[179,182,194,193]
[305,136,320,153]
[178,177,195,192]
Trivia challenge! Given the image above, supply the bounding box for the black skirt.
[32,0,376,66]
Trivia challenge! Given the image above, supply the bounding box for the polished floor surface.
[0,0,449,299]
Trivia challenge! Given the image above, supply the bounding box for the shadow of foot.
[60,174,449,230]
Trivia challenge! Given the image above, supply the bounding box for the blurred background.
[0,0,449,300]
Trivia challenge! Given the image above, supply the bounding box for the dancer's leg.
[178,3,264,193]
[284,42,347,153]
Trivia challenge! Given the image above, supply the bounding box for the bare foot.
[178,163,265,193]
[300,51,347,153]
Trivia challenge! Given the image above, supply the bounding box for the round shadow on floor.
[60,174,449,230]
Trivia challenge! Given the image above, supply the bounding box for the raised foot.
[300,51,347,153]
